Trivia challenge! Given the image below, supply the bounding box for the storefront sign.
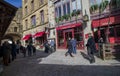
[92,15,120,28]
[56,23,81,30]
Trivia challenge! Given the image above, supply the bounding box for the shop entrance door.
[63,29,74,48]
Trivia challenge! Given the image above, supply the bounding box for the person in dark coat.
[86,33,97,63]
[65,38,74,57]
[43,41,49,53]
[27,43,33,56]
[11,41,17,61]
[71,38,77,54]
[2,41,11,66]
[32,45,36,55]
[20,45,26,57]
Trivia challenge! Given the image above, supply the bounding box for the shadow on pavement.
[80,52,90,61]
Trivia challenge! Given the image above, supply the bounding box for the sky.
[5,0,22,8]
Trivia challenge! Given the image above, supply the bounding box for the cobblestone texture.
[2,50,120,76]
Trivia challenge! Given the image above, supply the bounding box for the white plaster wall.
[81,0,92,45]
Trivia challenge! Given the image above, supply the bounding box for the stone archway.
[2,33,22,43]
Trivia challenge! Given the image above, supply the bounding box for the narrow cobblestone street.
[2,50,120,76]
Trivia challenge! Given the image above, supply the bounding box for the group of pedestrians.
[0,41,20,66]
[64,33,97,64]
[43,40,56,53]
[0,41,36,66]
[65,37,77,57]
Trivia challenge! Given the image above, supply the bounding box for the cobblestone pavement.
[2,50,120,76]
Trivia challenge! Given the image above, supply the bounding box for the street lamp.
[83,10,89,22]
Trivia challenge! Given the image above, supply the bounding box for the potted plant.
[55,17,59,23]
[99,0,109,13]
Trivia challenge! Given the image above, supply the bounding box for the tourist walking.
[86,33,97,63]
[20,44,26,57]
[50,40,55,52]
[11,41,17,61]
[32,45,36,55]
[65,38,74,57]
[27,43,33,56]
[43,41,49,53]
[71,38,77,54]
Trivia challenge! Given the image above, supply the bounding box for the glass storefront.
[57,26,84,49]
[94,25,120,43]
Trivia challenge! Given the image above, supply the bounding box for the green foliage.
[99,0,109,13]
[63,14,71,20]
[90,4,99,13]
[55,17,59,23]
[90,0,109,13]
[59,16,64,21]
[76,10,81,15]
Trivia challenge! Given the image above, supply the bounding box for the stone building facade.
[22,0,49,46]
[54,0,91,49]
[0,0,17,43]
[47,0,56,42]
[5,8,23,42]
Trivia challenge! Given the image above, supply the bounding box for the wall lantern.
[83,10,89,22]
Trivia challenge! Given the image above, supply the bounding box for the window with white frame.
[72,0,77,12]
[67,2,70,14]
[63,4,67,15]
[40,10,44,24]
[31,15,36,26]
[58,6,61,17]
[76,0,82,10]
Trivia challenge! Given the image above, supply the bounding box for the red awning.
[22,34,32,40]
[33,31,45,38]
[56,23,81,30]
[92,15,120,28]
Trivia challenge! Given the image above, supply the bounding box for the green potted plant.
[76,10,81,15]
[99,0,109,13]
[71,11,76,17]
[55,17,59,23]
[59,16,64,22]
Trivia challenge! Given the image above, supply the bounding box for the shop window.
[74,27,83,42]
[109,27,115,37]
[74,33,83,41]
[116,27,120,37]
[57,30,64,46]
